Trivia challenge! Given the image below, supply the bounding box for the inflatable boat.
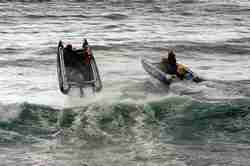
[57,39,102,96]
[141,58,203,85]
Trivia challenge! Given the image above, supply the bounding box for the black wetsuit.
[63,48,93,81]
[166,63,178,75]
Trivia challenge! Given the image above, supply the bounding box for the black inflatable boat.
[57,39,102,96]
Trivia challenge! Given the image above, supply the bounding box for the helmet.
[66,44,72,50]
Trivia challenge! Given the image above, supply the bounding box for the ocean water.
[0,0,250,165]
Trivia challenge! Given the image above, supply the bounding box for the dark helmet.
[82,39,88,48]
[66,44,73,50]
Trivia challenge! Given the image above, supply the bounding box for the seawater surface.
[0,0,250,165]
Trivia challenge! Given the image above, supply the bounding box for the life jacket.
[177,64,193,80]
[177,64,188,75]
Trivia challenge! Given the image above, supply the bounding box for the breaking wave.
[1,97,250,146]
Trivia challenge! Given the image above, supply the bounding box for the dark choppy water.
[0,0,250,165]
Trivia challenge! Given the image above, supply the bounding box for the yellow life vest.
[177,63,189,76]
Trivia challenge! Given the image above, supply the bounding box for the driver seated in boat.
[63,44,75,67]
[159,50,187,80]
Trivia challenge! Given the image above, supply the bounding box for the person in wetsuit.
[160,50,178,73]
[160,50,188,80]
[63,42,91,68]
[63,41,93,82]
[160,50,204,82]
[166,50,178,75]
[63,44,75,67]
